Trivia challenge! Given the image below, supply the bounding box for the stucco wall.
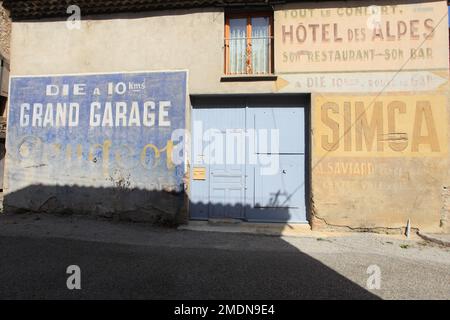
[6,1,450,232]
[10,8,274,94]
[274,0,449,233]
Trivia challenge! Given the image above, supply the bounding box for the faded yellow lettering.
[411,101,440,152]
[321,102,340,151]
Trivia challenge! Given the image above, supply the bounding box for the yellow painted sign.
[314,95,448,157]
[193,167,207,180]
[275,1,449,73]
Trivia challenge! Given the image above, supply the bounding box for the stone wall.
[0,1,10,59]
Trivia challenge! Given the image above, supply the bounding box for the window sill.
[221,74,278,82]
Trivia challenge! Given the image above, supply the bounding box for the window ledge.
[221,74,278,82]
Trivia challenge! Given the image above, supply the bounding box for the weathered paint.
[275,71,449,93]
[311,155,447,231]
[5,0,450,232]
[310,91,449,232]
[314,94,448,157]
[4,71,188,221]
[275,1,449,73]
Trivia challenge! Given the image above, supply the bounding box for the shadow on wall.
[3,184,186,225]
[2,184,380,299]
[3,184,305,228]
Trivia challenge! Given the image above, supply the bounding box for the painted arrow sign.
[275,71,448,93]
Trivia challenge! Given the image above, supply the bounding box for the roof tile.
[3,0,283,19]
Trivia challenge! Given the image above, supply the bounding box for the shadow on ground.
[0,184,380,299]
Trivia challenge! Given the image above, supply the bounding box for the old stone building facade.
[2,0,449,233]
[0,1,10,59]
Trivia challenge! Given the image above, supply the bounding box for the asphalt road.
[0,214,448,299]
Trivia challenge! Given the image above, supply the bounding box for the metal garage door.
[190,96,308,223]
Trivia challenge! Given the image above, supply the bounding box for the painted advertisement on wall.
[275,1,449,73]
[311,93,448,231]
[5,71,187,216]
[311,155,446,230]
[275,70,449,93]
[314,94,448,157]
[274,0,450,231]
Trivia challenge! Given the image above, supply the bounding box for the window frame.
[224,11,274,75]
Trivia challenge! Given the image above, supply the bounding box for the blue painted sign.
[6,71,187,192]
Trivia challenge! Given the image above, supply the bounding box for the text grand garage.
[18,100,173,128]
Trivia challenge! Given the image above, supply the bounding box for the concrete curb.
[177,221,317,238]
[177,221,359,239]
[417,231,450,247]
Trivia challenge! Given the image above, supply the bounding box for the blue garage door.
[190,96,308,223]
